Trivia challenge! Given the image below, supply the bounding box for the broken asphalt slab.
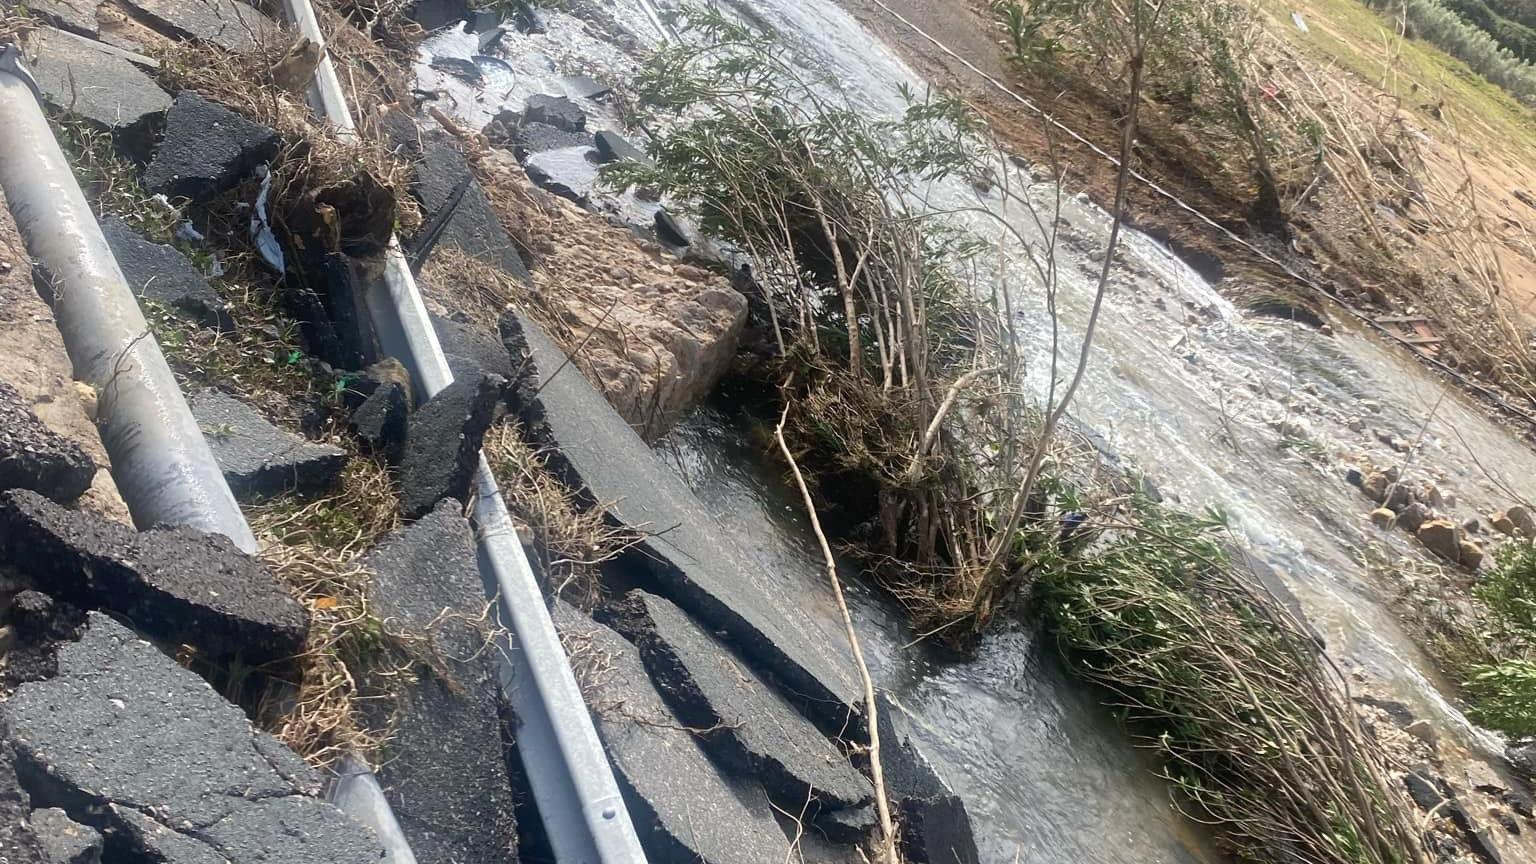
[191,390,347,500]
[1,742,47,864]
[143,92,280,202]
[0,379,95,504]
[117,0,277,51]
[23,27,169,151]
[605,590,872,811]
[499,310,862,731]
[358,501,518,864]
[551,601,790,864]
[2,613,385,864]
[874,693,979,864]
[0,489,308,663]
[406,129,531,281]
[396,373,502,520]
[29,808,102,864]
[101,217,236,332]
[593,130,652,167]
[431,311,515,383]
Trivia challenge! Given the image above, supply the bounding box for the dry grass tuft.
[484,419,635,608]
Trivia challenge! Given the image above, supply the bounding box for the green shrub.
[1364,0,1536,103]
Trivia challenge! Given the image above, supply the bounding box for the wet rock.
[1,742,46,864]
[876,693,980,864]
[1344,467,1364,489]
[118,0,277,50]
[1493,513,1518,536]
[409,131,531,281]
[0,380,95,504]
[397,373,502,520]
[593,130,653,167]
[1505,505,1535,538]
[1369,508,1395,529]
[143,93,280,202]
[24,28,169,152]
[349,381,409,463]
[1417,519,1463,564]
[1383,482,1413,513]
[30,808,101,864]
[1461,539,1486,570]
[0,489,308,662]
[100,217,235,332]
[1396,502,1430,533]
[550,602,791,864]
[654,209,690,248]
[1503,789,1534,819]
[1463,517,1482,534]
[190,390,347,499]
[502,310,861,728]
[606,590,873,810]
[524,93,584,133]
[559,75,610,101]
[431,312,515,384]
[508,121,591,161]
[2,613,385,864]
[359,501,517,864]
[1362,472,1390,503]
[1404,772,1445,811]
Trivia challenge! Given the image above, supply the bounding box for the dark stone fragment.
[1468,827,1505,864]
[350,382,409,463]
[1403,772,1443,811]
[593,130,652,167]
[605,590,872,810]
[397,374,502,520]
[2,591,86,686]
[1,613,384,864]
[814,804,874,844]
[1345,467,1363,488]
[117,0,277,51]
[550,602,789,864]
[411,132,532,281]
[558,75,610,101]
[1495,810,1520,834]
[524,160,586,205]
[0,380,95,504]
[143,93,280,202]
[1502,789,1534,819]
[1,742,46,864]
[500,310,861,731]
[0,489,308,663]
[406,0,469,29]
[30,808,102,864]
[876,693,979,864]
[524,93,584,133]
[464,8,500,32]
[25,28,169,156]
[190,390,347,500]
[655,208,689,247]
[509,121,592,161]
[359,501,518,864]
[100,217,235,332]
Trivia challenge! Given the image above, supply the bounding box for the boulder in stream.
[1417,519,1463,564]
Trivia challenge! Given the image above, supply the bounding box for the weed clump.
[1460,539,1536,735]
[1035,498,1428,864]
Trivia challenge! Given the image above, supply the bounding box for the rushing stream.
[413,0,1536,859]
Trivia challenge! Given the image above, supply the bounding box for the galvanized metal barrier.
[271,4,648,860]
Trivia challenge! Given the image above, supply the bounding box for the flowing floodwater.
[416,0,1536,859]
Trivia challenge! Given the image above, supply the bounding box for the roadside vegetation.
[1361,0,1536,101]
[616,5,1431,862]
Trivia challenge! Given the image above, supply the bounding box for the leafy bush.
[1460,540,1536,734]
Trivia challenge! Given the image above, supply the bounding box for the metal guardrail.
[270,2,648,860]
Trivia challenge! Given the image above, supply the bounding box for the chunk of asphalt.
[0,489,309,664]
[143,92,280,202]
[606,590,872,810]
[24,28,169,154]
[0,379,95,504]
[117,0,278,51]
[349,381,409,463]
[2,591,87,687]
[412,132,532,281]
[190,390,347,500]
[558,75,610,101]
[99,217,235,332]
[359,500,518,864]
[500,310,862,731]
[509,121,592,161]
[2,613,384,864]
[24,0,101,38]
[396,373,503,520]
[1,742,47,864]
[30,808,102,864]
[593,130,653,167]
[1403,772,1444,811]
[405,0,470,30]
[551,601,790,864]
[524,93,585,133]
[815,803,876,844]
[875,693,979,864]
[431,311,515,383]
